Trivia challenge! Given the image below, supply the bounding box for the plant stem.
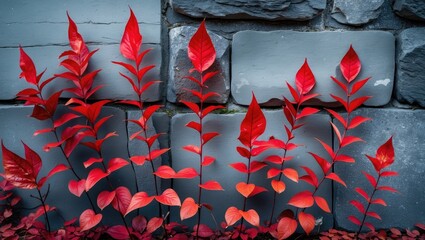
[357,174,381,236]
[37,188,51,232]
[195,79,205,239]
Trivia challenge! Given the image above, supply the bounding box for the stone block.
[331,0,385,26]
[393,0,425,22]
[334,108,425,230]
[0,105,139,227]
[395,28,425,107]
[170,111,333,230]
[170,0,326,21]
[167,26,230,104]
[232,30,394,107]
[0,44,161,101]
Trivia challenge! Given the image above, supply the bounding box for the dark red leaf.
[68,179,86,197]
[340,45,361,83]
[120,8,142,61]
[31,105,51,120]
[79,209,102,232]
[155,188,181,206]
[97,190,116,210]
[107,225,129,240]
[19,47,37,85]
[125,192,154,216]
[188,20,216,73]
[238,94,266,148]
[298,212,315,235]
[288,191,314,208]
[132,215,147,232]
[180,197,198,220]
[193,224,214,238]
[295,59,315,95]
[250,161,267,173]
[85,168,109,191]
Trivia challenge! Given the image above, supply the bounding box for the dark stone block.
[331,0,385,26]
[170,0,326,21]
[334,108,425,230]
[232,30,394,107]
[395,28,425,107]
[167,26,230,104]
[393,0,425,22]
[170,111,333,230]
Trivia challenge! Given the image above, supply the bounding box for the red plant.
[348,136,398,235]
[177,20,224,238]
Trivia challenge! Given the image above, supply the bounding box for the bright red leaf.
[154,165,176,179]
[229,162,248,173]
[112,186,132,215]
[295,59,315,95]
[225,206,242,226]
[97,190,116,210]
[188,20,216,73]
[199,180,223,191]
[85,168,109,191]
[180,197,198,220]
[350,200,365,214]
[238,94,266,148]
[155,188,181,206]
[38,164,69,188]
[79,209,102,232]
[19,47,37,85]
[68,179,86,197]
[283,168,299,183]
[326,173,347,187]
[107,158,129,174]
[271,180,285,194]
[236,182,255,198]
[174,168,198,179]
[288,191,314,208]
[125,192,154,216]
[298,212,315,235]
[366,136,395,172]
[340,45,361,83]
[277,217,297,240]
[240,209,260,227]
[314,196,331,213]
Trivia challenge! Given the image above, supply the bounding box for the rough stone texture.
[232,30,395,107]
[0,0,161,101]
[393,0,425,22]
[170,111,333,229]
[170,0,326,21]
[0,44,161,101]
[168,26,230,104]
[331,0,385,26]
[0,105,138,227]
[395,28,425,107]
[334,108,425,230]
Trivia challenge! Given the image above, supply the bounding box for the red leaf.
[415,223,425,231]
[377,186,398,193]
[330,76,348,94]
[68,179,86,197]
[348,96,371,113]
[38,164,69,188]
[316,138,335,159]
[248,185,267,197]
[33,128,53,136]
[193,224,214,238]
[79,209,102,232]
[83,157,103,168]
[348,215,361,226]
[201,105,224,118]
[295,59,315,95]
[120,8,142,61]
[371,198,387,206]
[112,186,132,215]
[238,94,266,148]
[202,71,218,84]
[364,222,376,232]
[2,142,38,189]
[202,132,219,145]
[85,168,109,191]
[229,162,248,173]
[271,180,286,194]
[314,196,331,213]
[130,155,146,166]
[288,191,314,208]
[341,136,364,147]
[188,20,216,73]
[297,107,319,120]
[366,211,381,220]
[125,192,154,216]
[97,190,116,210]
[380,171,398,177]
[225,206,242,226]
[180,197,198,220]
[300,166,318,187]
[53,113,80,129]
[175,168,198,179]
[132,215,147,232]
[155,188,181,206]
[67,13,85,54]
[154,165,176,179]
[355,187,370,201]
[146,217,163,233]
[340,45,361,83]
[277,217,297,240]
[31,105,51,120]
[286,82,300,103]
[330,122,342,144]
[148,148,169,161]
[326,109,347,128]
[351,77,370,95]
[19,47,37,85]
[202,156,215,166]
[237,146,251,158]
[326,173,347,187]
[199,180,223,191]
[240,209,260,227]
[107,225,129,240]
[250,161,267,173]
[186,121,201,132]
[362,171,377,187]
[330,94,348,111]
[283,168,299,183]
[298,212,315,235]
[309,152,331,174]
[350,200,365,214]
[236,182,255,198]
[335,154,355,163]
[107,158,129,174]
[182,145,201,155]
[366,136,395,172]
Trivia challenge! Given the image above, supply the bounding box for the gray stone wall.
[1,0,425,233]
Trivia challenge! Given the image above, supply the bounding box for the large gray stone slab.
[395,28,425,107]
[170,0,326,21]
[331,0,385,26]
[0,44,161,101]
[167,26,230,104]
[0,105,141,227]
[334,108,425,230]
[393,0,425,22]
[170,111,333,230]
[232,31,395,107]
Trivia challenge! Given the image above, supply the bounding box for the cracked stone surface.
[334,108,425,230]
[232,30,395,107]
[0,105,134,227]
[170,0,326,21]
[395,28,425,107]
[170,111,333,228]
[168,26,230,104]
[393,0,425,22]
[331,0,385,26]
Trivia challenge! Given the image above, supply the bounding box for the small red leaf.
[355,187,370,201]
[130,155,146,166]
[67,13,85,54]
[193,224,214,238]
[186,121,201,132]
[106,225,129,240]
[53,113,80,128]
[225,206,242,226]
[340,45,361,83]
[362,171,377,187]
[326,173,347,187]
[267,168,281,178]
[175,168,198,179]
[367,136,395,172]
[314,196,331,213]
[316,138,335,159]
[202,156,215,166]
[380,171,398,177]
[248,185,267,197]
[19,47,37,85]
[348,96,371,113]
[79,209,102,232]
[182,145,201,155]
[283,168,299,183]
[298,212,315,235]
[155,188,181,206]
[229,162,248,173]
[202,132,219,145]
[288,191,314,208]
[188,20,216,73]
[132,215,147,232]
[326,109,347,128]
[68,179,86,197]
[38,164,69,188]
[240,209,260,227]
[350,200,365,214]
[341,136,364,147]
[180,197,198,220]
[199,180,223,191]
[371,198,387,206]
[366,211,381,220]
[238,94,266,148]
[335,154,355,163]
[154,165,176,179]
[125,192,154,216]
[83,157,103,168]
[297,107,319,120]
[236,182,255,198]
[107,158,129,174]
[271,180,286,194]
[97,190,116,210]
[348,215,361,226]
[112,187,132,215]
[351,77,370,95]
[377,186,398,193]
[309,152,331,174]
[250,161,267,173]
[146,217,163,233]
[330,76,348,94]
[277,217,297,240]
[85,168,109,191]
[295,59,316,95]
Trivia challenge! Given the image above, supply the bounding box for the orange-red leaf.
[240,209,260,227]
[340,45,361,83]
[79,209,102,232]
[125,192,154,216]
[154,166,177,179]
[175,168,198,179]
[341,136,364,147]
[188,20,216,73]
[288,190,314,208]
[271,180,286,194]
[155,188,181,206]
[366,136,395,172]
[229,162,248,173]
[295,59,316,95]
[225,206,242,226]
[180,197,199,220]
[298,212,315,235]
[283,168,299,183]
[199,180,223,191]
[146,217,163,234]
[236,182,255,198]
[182,145,201,155]
[314,196,331,213]
[277,217,297,240]
[326,173,347,187]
